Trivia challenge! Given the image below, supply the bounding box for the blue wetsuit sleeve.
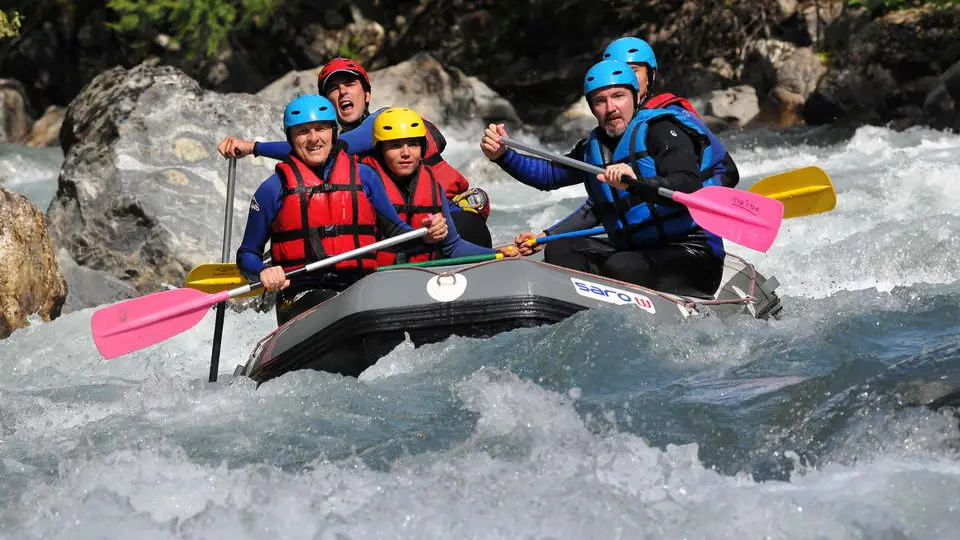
[437,197,494,258]
[236,174,283,280]
[253,141,292,161]
[544,199,598,235]
[495,148,586,190]
[338,114,376,156]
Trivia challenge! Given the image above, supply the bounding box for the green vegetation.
[0,9,22,39]
[106,0,283,59]
[848,0,960,14]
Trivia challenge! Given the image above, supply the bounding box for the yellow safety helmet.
[373,107,428,145]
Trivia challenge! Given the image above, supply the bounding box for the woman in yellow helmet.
[362,107,514,264]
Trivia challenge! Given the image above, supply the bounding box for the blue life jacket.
[581,107,725,257]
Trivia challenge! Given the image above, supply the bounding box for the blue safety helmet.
[602,37,658,69]
[282,94,339,132]
[583,60,640,97]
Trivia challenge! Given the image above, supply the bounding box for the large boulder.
[46,64,284,296]
[750,47,828,129]
[258,53,521,131]
[805,5,960,126]
[0,188,66,338]
[705,85,759,128]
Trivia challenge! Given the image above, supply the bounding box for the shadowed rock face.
[47,64,285,296]
[0,188,66,338]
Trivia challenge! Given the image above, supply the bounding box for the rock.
[26,106,65,148]
[750,86,807,130]
[776,0,799,20]
[256,67,322,105]
[777,47,828,99]
[541,99,596,143]
[297,6,385,67]
[801,1,845,46]
[741,39,798,99]
[369,54,521,129]
[804,66,895,126]
[46,64,285,296]
[821,6,873,52]
[705,85,759,127]
[944,60,960,102]
[56,249,138,314]
[0,188,67,339]
[0,79,34,144]
[922,60,960,131]
[259,54,521,131]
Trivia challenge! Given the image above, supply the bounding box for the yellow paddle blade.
[747,166,837,219]
[184,263,261,298]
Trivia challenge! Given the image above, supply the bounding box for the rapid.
[1,124,959,539]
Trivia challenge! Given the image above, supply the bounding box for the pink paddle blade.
[91,287,228,359]
[672,186,784,252]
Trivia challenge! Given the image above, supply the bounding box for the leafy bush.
[106,0,282,59]
[0,9,22,40]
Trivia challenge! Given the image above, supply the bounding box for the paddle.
[525,167,835,245]
[526,226,606,246]
[377,253,503,271]
[746,166,835,219]
[185,263,260,297]
[501,137,784,252]
[208,157,237,383]
[91,228,429,359]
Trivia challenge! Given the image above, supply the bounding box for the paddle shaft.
[229,227,429,297]
[531,226,606,245]
[209,157,237,383]
[502,137,681,200]
[377,252,502,270]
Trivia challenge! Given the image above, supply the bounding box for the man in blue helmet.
[602,36,739,189]
[481,60,727,297]
[514,37,742,260]
[239,94,491,324]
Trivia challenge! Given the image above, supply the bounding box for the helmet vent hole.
[612,70,623,75]
[411,122,420,127]
[627,48,639,53]
[383,126,393,130]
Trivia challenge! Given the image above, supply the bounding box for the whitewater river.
[1,124,959,539]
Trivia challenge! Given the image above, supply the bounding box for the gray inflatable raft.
[236,256,782,382]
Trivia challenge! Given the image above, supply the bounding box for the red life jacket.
[423,122,471,199]
[644,92,703,120]
[270,151,378,273]
[363,157,445,266]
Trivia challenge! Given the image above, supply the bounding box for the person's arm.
[543,199,598,235]
[495,148,587,191]
[253,141,292,161]
[236,175,283,280]
[338,114,376,155]
[435,196,494,258]
[625,118,703,202]
[720,153,739,188]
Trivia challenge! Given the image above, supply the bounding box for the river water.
[1,124,958,539]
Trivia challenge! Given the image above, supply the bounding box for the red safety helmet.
[318,58,371,93]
